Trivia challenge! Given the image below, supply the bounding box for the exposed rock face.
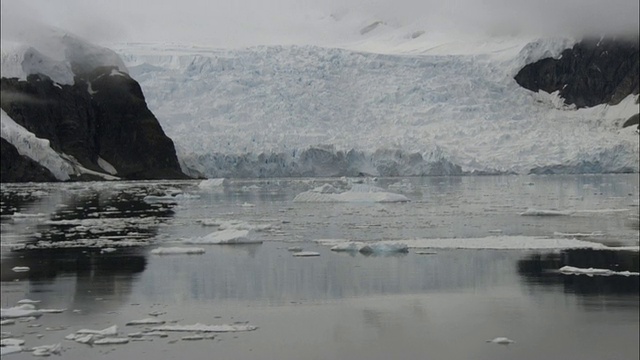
[1,137,57,182]
[515,37,639,108]
[1,67,188,180]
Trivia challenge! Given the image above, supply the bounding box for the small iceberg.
[185,229,262,245]
[11,266,30,272]
[198,178,227,190]
[150,247,205,255]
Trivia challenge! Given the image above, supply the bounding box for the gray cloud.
[2,0,638,46]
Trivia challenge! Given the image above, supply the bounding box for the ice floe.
[293,184,410,203]
[11,266,30,272]
[17,299,41,304]
[150,323,258,333]
[185,229,262,245]
[75,325,118,336]
[399,236,634,250]
[0,345,23,356]
[126,318,166,326]
[0,338,25,346]
[1,305,42,319]
[150,247,205,255]
[486,337,515,345]
[326,241,409,255]
[559,266,640,276]
[93,337,130,345]
[292,251,321,257]
[520,208,573,216]
[30,343,62,356]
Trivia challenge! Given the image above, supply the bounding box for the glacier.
[1,26,638,178]
[109,37,639,178]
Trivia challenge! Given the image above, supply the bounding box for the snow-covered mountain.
[109,33,638,177]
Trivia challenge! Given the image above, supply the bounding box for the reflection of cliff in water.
[34,185,176,244]
[517,249,639,295]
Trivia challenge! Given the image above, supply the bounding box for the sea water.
[1,175,638,359]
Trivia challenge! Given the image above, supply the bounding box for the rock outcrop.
[515,37,639,108]
[1,67,188,181]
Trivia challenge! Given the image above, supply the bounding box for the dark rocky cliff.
[515,37,639,108]
[1,138,57,182]
[1,67,188,181]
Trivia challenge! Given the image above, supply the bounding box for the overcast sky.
[2,0,638,46]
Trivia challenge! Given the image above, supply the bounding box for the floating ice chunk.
[150,323,257,333]
[186,229,262,245]
[93,337,129,345]
[1,338,25,346]
[181,335,204,341]
[139,331,168,338]
[76,325,117,336]
[0,345,23,356]
[329,241,409,254]
[65,334,94,344]
[39,308,66,313]
[11,212,47,218]
[0,320,15,325]
[294,184,409,203]
[198,178,227,189]
[150,247,205,255]
[292,251,320,257]
[287,246,303,252]
[100,247,117,254]
[17,299,41,305]
[520,208,573,216]
[486,337,515,345]
[126,318,166,326]
[240,202,255,207]
[559,266,639,276]
[11,266,30,272]
[1,306,42,319]
[31,343,61,356]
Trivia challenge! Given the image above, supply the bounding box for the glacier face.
[111,38,638,178]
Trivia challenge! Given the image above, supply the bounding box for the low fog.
[2,0,639,46]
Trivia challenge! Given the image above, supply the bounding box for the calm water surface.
[1,175,638,360]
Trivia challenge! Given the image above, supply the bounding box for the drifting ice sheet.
[559,266,639,276]
[397,236,639,250]
[150,323,258,332]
